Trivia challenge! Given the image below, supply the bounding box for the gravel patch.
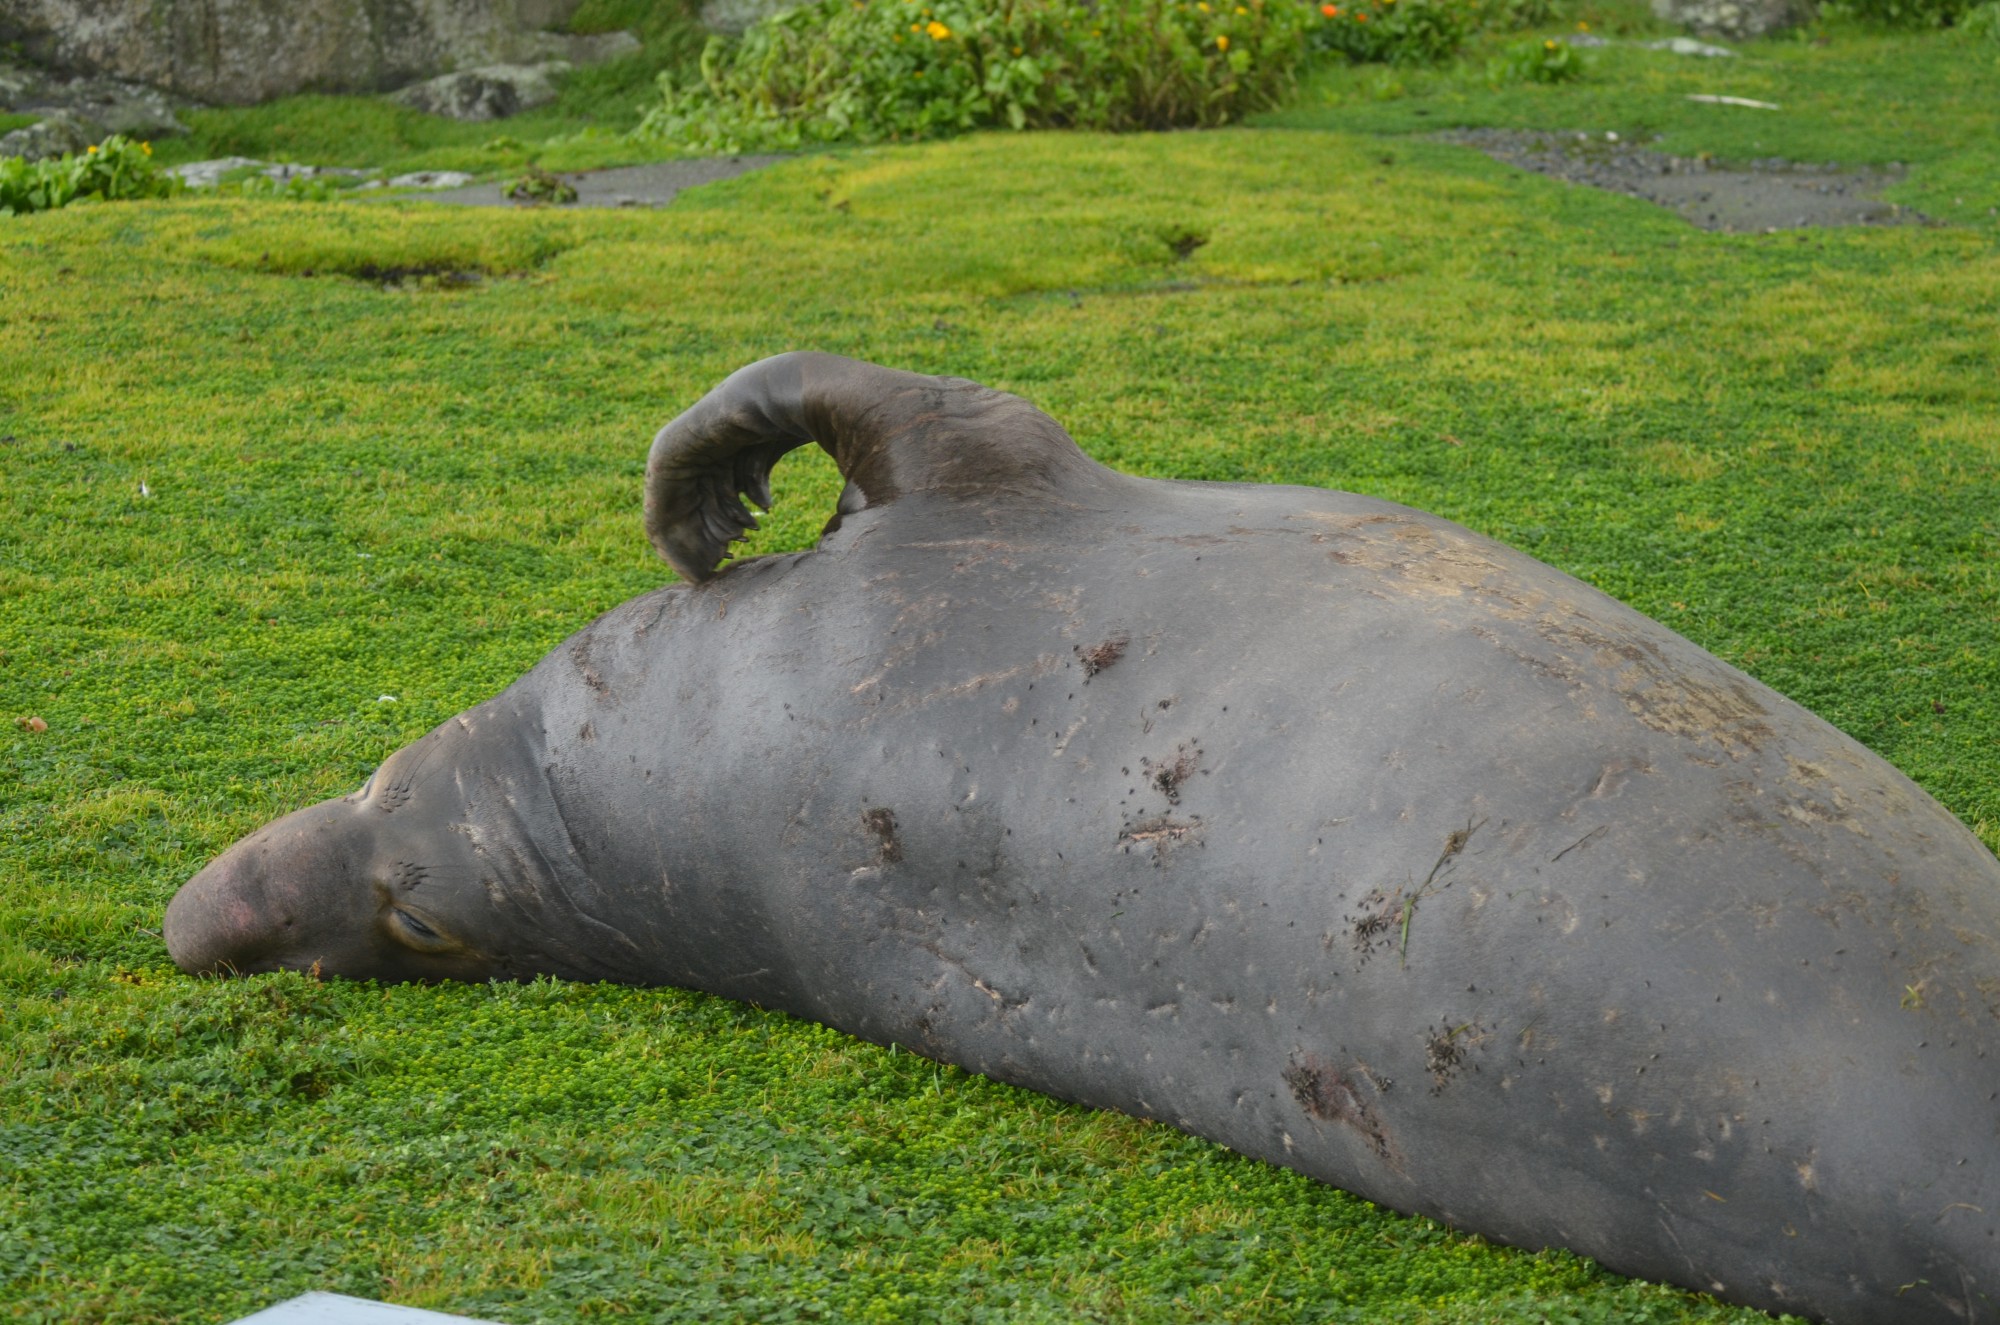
[1438,128,1931,233]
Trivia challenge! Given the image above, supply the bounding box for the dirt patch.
[1345,886,1402,963]
[1116,814,1202,862]
[344,263,486,290]
[1423,1020,1491,1095]
[1075,635,1128,679]
[1438,129,1931,233]
[1140,742,1201,805]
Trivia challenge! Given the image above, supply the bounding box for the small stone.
[168,157,266,188]
[390,63,567,122]
[699,0,801,34]
[1642,35,1740,55]
[18,716,48,733]
[387,170,477,190]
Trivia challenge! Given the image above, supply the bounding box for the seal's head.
[165,724,518,983]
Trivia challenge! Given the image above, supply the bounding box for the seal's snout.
[164,837,287,975]
[164,803,358,977]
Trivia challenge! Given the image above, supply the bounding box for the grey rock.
[1562,31,1610,45]
[0,0,636,105]
[556,30,641,62]
[0,60,39,101]
[260,161,369,181]
[386,169,477,189]
[1650,0,1803,38]
[699,0,801,36]
[1640,34,1738,54]
[18,74,188,135]
[391,62,565,121]
[0,108,101,160]
[1,56,190,143]
[167,155,262,187]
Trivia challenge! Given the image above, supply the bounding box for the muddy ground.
[414,156,784,209]
[1435,128,1929,232]
[408,133,1924,234]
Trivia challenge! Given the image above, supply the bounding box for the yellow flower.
[1197,2,1209,11]
[1216,32,1230,48]
[87,144,98,154]
[141,141,152,155]
[1544,37,1556,47]
[1234,4,1248,11]
[1576,18,1590,27]
[925,18,950,37]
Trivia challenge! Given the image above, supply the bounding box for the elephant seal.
[166,352,2000,1324]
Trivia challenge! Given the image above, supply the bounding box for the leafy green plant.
[0,135,182,216]
[507,167,581,204]
[1960,0,2000,38]
[638,0,1315,150]
[233,171,352,202]
[1488,33,1588,81]
[1309,0,1483,65]
[1472,0,1558,31]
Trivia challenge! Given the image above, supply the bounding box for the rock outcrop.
[390,61,568,121]
[1650,0,1804,39]
[698,0,800,36]
[0,60,190,158]
[0,0,637,105]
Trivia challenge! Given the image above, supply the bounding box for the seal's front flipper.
[644,351,1107,582]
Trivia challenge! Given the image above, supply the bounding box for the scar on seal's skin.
[862,807,902,864]
[1285,1053,1399,1164]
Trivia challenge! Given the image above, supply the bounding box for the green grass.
[4,28,1999,1325]
[1263,11,2000,226]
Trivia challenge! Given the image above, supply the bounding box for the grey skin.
[166,352,2000,1324]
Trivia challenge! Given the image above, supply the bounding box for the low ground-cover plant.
[1829,0,1979,25]
[1960,0,2000,38]
[639,0,1315,150]
[0,135,181,216]
[1488,32,1589,80]
[5,19,1999,1324]
[1309,0,1483,66]
[508,166,582,204]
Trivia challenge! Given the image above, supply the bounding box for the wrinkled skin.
[167,353,2000,1325]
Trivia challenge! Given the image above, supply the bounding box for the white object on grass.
[227,1292,506,1325]
[1686,94,1780,109]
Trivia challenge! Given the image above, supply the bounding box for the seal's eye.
[389,907,454,953]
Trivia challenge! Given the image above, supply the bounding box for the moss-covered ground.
[4,19,1998,1325]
